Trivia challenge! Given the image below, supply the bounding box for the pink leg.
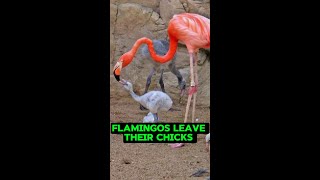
[184,53,197,123]
[184,95,192,123]
[191,52,199,123]
[171,53,196,149]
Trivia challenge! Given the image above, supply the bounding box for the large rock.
[159,0,185,25]
[111,0,160,11]
[179,0,210,18]
[110,0,211,107]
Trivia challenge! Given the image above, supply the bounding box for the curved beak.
[113,61,123,83]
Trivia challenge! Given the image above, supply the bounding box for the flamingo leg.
[159,69,177,111]
[171,53,196,149]
[159,69,165,93]
[170,53,197,148]
[184,94,193,123]
[144,68,155,94]
[168,62,186,103]
[184,52,197,123]
[140,68,155,110]
[192,52,199,123]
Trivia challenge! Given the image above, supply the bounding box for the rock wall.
[110,0,210,107]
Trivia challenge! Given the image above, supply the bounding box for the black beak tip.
[113,70,120,82]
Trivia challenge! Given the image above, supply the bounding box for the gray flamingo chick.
[139,39,186,110]
[122,80,173,122]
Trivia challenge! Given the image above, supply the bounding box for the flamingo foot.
[170,143,185,148]
[188,86,198,95]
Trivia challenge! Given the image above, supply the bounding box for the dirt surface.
[110,94,210,180]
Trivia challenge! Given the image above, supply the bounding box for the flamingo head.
[113,52,134,85]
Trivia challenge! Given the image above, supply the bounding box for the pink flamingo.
[113,13,210,148]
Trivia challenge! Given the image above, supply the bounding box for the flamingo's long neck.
[129,37,178,63]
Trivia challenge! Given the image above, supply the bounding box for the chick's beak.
[119,79,127,85]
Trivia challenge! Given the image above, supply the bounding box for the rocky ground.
[110,95,211,180]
